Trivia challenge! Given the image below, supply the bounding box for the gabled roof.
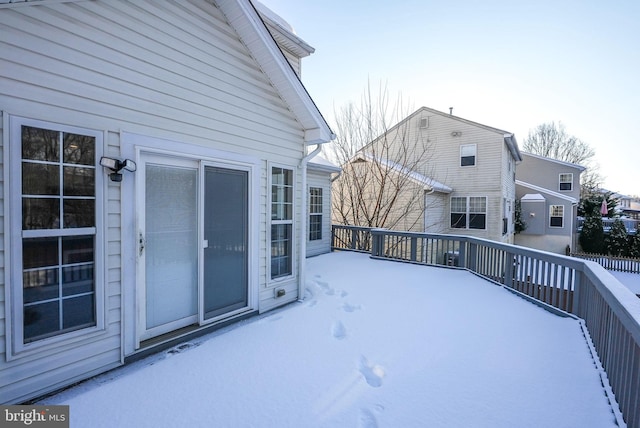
[521,193,546,202]
[521,152,586,172]
[354,153,453,194]
[217,0,334,145]
[366,107,522,163]
[416,107,523,163]
[253,1,315,58]
[516,180,578,204]
[308,155,341,173]
[0,0,335,145]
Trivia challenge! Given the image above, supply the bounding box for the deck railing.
[332,225,640,428]
[571,252,640,274]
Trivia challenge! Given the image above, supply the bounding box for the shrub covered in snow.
[607,218,628,256]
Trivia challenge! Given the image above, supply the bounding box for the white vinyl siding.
[367,109,513,241]
[0,0,309,404]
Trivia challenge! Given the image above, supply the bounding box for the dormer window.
[460,144,476,167]
[559,173,573,191]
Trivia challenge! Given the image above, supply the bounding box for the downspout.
[423,187,435,232]
[298,143,323,302]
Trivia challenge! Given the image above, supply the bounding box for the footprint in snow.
[358,409,379,428]
[316,280,336,296]
[341,302,361,312]
[359,356,384,388]
[332,321,347,340]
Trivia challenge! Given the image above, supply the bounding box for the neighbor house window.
[309,187,322,241]
[451,196,486,229]
[559,173,573,191]
[550,205,564,227]
[271,167,293,279]
[13,119,101,345]
[460,144,476,166]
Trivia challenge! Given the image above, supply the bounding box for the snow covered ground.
[609,270,640,295]
[42,252,619,428]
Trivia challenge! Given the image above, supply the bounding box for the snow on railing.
[332,225,640,428]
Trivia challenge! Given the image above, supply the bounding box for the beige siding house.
[515,152,585,254]
[0,0,333,404]
[338,107,522,243]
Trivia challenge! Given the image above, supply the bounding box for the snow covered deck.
[43,252,619,427]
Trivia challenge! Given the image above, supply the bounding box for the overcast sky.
[261,0,639,197]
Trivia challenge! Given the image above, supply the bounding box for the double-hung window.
[550,205,564,227]
[308,187,322,241]
[559,173,573,191]
[11,118,102,348]
[271,167,293,279]
[460,144,476,167]
[450,196,487,229]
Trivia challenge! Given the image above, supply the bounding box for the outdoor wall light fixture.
[99,156,137,182]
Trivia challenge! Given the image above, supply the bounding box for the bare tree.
[327,82,441,231]
[523,121,604,195]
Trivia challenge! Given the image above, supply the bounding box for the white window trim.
[549,204,564,228]
[450,195,487,230]
[268,163,296,282]
[559,173,573,192]
[5,115,106,359]
[308,186,322,242]
[460,144,477,167]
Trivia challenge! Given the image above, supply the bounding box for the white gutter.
[298,144,322,301]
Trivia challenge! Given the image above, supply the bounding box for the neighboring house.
[336,107,522,243]
[611,191,640,220]
[515,152,585,254]
[306,156,340,257]
[0,0,334,404]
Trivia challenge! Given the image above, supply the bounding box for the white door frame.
[136,153,200,342]
[123,135,259,351]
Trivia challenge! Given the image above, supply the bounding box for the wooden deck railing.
[571,252,640,274]
[332,225,640,428]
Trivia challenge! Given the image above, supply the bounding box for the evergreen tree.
[514,200,526,234]
[607,219,628,256]
[579,211,605,254]
[629,224,640,258]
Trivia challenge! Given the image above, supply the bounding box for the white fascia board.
[216,0,335,144]
[516,180,578,203]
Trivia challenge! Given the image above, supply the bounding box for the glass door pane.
[203,166,248,319]
[145,163,198,330]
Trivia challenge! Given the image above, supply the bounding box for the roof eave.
[504,133,523,163]
[216,0,334,145]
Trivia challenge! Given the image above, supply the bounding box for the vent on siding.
[419,117,429,129]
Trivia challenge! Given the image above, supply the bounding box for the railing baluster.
[331,224,640,426]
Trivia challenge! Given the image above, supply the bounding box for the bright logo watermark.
[0,406,68,427]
